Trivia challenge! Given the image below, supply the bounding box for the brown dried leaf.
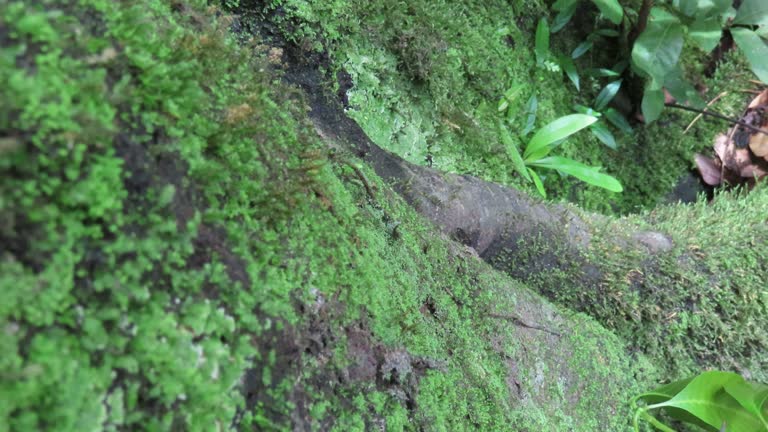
[695,154,721,186]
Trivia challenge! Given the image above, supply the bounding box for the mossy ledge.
[3,0,767,431]
[0,1,658,431]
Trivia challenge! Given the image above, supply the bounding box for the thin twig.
[487,313,561,337]
[684,92,727,134]
[344,161,376,201]
[667,103,768,136]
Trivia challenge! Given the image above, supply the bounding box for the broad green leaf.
[605,108,633,134]
[652,371,760,431]
[631,8,684,85]
[636,377,697,406]
[552,1,578,32]
[572,40,593,59]
[594,79,622,110]
[590,0,623,24]
[757,26,768,38]
[690,17,722,52]
[641,88,665,123]
[553,0,579,11]
[559,55,580,90]
[695,0,732,18]
[521,95,538,137]
[529,156,623,192]
[674,0,699,16]
[590,122,617,149]
[498,121,530,181]
[664,67,705,108]
[731,28,768,83]
[528,168,546,197]
[734,0,768,26]
[524,114,598,159]
[535,18,550,65]
[724,379,768,427]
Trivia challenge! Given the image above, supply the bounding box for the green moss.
[256,0,758,214]
[1,0,664,430]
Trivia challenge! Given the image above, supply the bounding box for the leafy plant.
[551,0,768,122]
[498,113,623,197]
[633,371,768,432]
[573,79,633,149]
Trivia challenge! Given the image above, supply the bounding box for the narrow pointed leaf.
[535,18,550,65]
[521,95,538,137]
[529,156,623,192]
[731,28,768,83]
[590,0,623,24]
[594,79,622,110]
[559,55,580,90]
[552,1,578,32]
[498,121,530,181]
[572,40,593,59]
[588,67,621,77]
[590,122,617,149]
[605,108,633,134]
[528,168,546,197]
[524,114,598,159]
[734,0,768,26]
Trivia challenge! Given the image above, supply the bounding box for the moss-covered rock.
[0,1,659,430]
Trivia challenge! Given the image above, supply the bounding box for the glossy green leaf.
[573,104,601,116]
[641,88,665,123]
[559,55,580,90]
[631,8,684,85]
[524,114,598,159]
[636,377,696,406]
[731,28,768,83]
[552,1,578,32]
[528,168,546,197]
[696,0,732,18]
[664,67,705,108]
[604,108,633,134]
[590,122,617,149]
[690,17,722,52]
[675,0,698,16]
[553,0,579,11]
[572,40,593,59]
[588,67,621,77]
[521,95,538,137]
[651,371,761,431]
[535,18,550,65]
[590,0,623,24]
[529,156,623,192]
[757,26,768,38]
[734,0,768,26]
[594,79,622,110]
[498,121,530,181]
[724,379,768,428]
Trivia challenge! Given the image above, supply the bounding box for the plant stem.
[666,103,768,136]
